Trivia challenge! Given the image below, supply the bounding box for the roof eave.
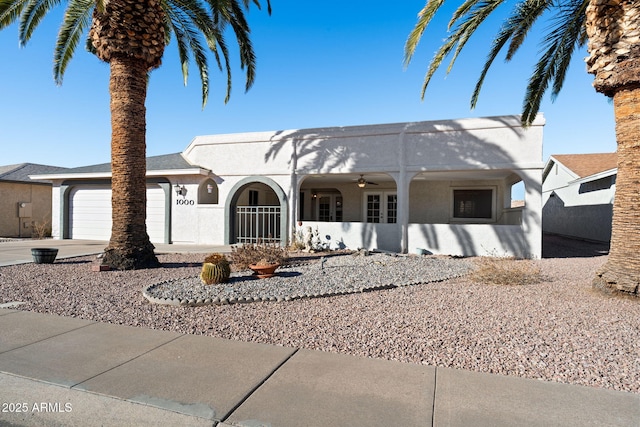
[29,168,210,181]
[571,168,617,185]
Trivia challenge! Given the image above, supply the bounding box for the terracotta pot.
[248,262,280,279]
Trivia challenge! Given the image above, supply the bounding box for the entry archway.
[224,177,288,246]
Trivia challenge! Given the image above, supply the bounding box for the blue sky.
[0,1,616,168]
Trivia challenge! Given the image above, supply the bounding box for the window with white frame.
[452,188,495,220]
[364,191,397,223]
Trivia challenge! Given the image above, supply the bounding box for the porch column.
[396,173,410,254]
[289,172,299,243]
[58,184,71,239]
[396,131,410,254]
[520,169,543,258]
[289,138,300,244]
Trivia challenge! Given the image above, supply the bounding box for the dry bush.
[31,219,51,239]
[471,256,542,286]
[229,242,288,271]
[289,228,306,251]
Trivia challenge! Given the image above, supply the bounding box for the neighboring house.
[32,115,545,258]
[0,163,68,237]
[542,152,617,242]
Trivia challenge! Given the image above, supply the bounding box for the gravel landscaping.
[0,243,638,394]
[144,253,474,305]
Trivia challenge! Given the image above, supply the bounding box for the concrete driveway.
[0,239,230,267]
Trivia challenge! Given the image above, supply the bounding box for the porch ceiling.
[413,170,516,181]
[301,173,394,186]
[300,170,517,187]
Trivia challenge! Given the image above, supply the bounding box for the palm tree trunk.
[593,86,640,295]
[102,56,159,269]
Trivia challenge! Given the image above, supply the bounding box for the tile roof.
[0,163,68,183]
[552,153,617,178]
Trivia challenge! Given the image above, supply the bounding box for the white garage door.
[69,185,166,243]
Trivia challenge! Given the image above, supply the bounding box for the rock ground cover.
[0,245,637,393]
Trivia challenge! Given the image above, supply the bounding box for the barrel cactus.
[200,253,231,285]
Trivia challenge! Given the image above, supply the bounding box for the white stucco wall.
[182,115,544,257]
[184,116,543,177]
[43,115,544,257]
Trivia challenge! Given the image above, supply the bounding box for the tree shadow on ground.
[159,262,201,269]
[542,234,610,259]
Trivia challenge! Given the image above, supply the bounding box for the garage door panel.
[70,185,165,243]
[145,188,166,242]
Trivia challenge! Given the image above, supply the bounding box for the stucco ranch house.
[32,115,545,258]
[542,152,617,243]
[0,163,67,238]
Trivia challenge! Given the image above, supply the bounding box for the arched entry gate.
[224,177,288,246]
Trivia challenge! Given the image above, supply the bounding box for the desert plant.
[200,253,230,285]
[204,253,227,265]
[471,256,542,286]
[289,228,306,251]
[31,219,51,240]
[229,242,288,271]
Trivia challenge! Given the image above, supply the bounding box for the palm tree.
[0,0,270,269]
[404,0,640,297]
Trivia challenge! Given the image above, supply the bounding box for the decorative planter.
[31,248,58,264]
[249,263,280,279]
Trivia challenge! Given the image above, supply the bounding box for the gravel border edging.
[142,253,475,307]
[142,279,398,306]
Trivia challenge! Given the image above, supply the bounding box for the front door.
[364,191,397,223]
[317,194,343,222]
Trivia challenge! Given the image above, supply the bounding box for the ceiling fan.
[356,174,378,188]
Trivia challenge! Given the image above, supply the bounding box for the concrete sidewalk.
[0,309,637,427]
[0,239,231,267]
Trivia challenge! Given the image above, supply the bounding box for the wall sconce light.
[312,192,317,198]
[207,183,214,194]
[174,184,186,197]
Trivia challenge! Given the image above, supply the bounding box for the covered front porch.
[294,168,540,258]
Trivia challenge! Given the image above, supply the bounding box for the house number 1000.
[176,199,195,205]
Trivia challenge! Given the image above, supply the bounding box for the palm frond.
[548,0,588,97]
[0,0,28,30]
[162,6,189,84]
[167,0,263,105]
[19,0,62,45]
[53,0,93,84]
[403,0,446,67]
[445,0,504,74]
[505,0,551,60]
[4,0,268,105]
[165,0,213,106]
[522,0,588,124]
[225,0,256,92]
[449,0,484,30]
[248,0,271,15]
[215,32,232,103]
[471,0,551,108]
[413,0,505,99]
